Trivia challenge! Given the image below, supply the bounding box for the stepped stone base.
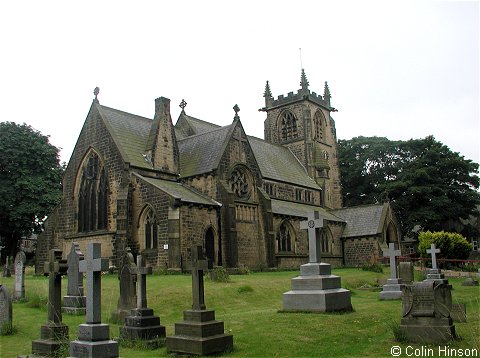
[379,278,405,300]
[68,323,118,358]
[166,310,233,355]
[120,308,166,341]
[63,295,86,314]
[31,322,69,357]
[399,317,456,344]
[425,269,449,284]
[282,263,352,312]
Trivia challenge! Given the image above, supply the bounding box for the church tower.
[261,69,343,209]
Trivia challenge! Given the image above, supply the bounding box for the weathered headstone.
[3,256,11,277]
[112,248,137,322]
[69,243,119,358]
[450,303,467,322]
[380,243,405,300]
[399,280,456,343]
[425,244,448,284]
[461,277,479,286]
[31,249,70,356]
[13,250,26,300]
[283,211,352,312]
[120,254,165,342]
[63,242,86,314]
[399,261,414,285]
[166,246,233,355]
[0,285,12,332]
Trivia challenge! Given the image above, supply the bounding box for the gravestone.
[425,243,448,284]
[166,246,233,355]
[31,249,70,356]
[69,243,119,358]
[13,250,26,300]
[0,285,12,332]
[380,243,405,300]
[63,242,86,314]
[399,280,456,343]
[283,211,352,312]
[450,303,467,322]
[3,256,11,277]
[399,261,414,285]
[112,248,137,322]
[461,277,479,286]
[120,254,165,342]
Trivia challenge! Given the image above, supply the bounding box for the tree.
[418,231,472,267]
[0,122,64,260]
[338,135,480,239]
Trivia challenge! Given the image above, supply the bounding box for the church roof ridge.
[176,123,233,142]
[98,104,152,123]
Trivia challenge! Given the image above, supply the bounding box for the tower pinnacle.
[300,69,310,95]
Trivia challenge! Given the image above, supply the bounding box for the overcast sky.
[1,1,478,165]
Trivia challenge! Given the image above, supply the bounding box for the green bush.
[418,231,473,267]
[207,266,230,282]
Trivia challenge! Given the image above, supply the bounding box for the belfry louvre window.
[78,153,108,232]
[280,111,298,141]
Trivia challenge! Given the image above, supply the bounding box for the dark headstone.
[0,285,12,331]
[113,248,137,322]
[120,254,165,342]
[399,262,414,285]
[167,246,233,355]
[63,242,86,314]
[400,280,456,343]
[69,243,119,358]
[13,251,26,300]
[450,303,467,322]
[31,249,69,357]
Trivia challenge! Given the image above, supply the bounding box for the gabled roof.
[177,124,234,178]
[248,136,320,190]
[271,199,344,222]
[175,112,221,139]
[331,203,386,238]
[133,173,221,207]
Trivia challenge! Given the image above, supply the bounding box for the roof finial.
[93,87,100,102]
[179,99,187,113]
[233,104,240,120]
[300,69,309,90]
[324,81,331,105]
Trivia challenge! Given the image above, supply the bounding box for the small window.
[295,189,303,201]
[305,191,313,203]
[264,183,276,197]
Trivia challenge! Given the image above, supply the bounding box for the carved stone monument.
[0,284,12,331]
[399,280,456,343]
[69,243,119,358]
[283,211,352,312]
[112,248,137,322]
[120,254,165,342]
[13,250,26,301]
[379,243,405,300]
[399,261,414,285]
[31,249,69,356]
[63,242,86,314]
[166,246,233,355]
[425,244,448,284]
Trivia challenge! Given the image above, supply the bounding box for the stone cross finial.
[426,243,441,269]
[79,243,109,324]
[179,99,187,112]
[191,246,208,311]
[44,249,68,323]
[233,104,240,120]
[382,243,402,279]
[300,211,324,263]
[136,255,152,309]
[93,87,100,100]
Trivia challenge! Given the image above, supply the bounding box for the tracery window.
[277,221,294,252]
[144,209,159,250]
[320,230,329,253]
[78,153,108,232]
[229,166,251,199]
[280,110,298,141]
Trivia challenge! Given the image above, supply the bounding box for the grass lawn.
[0,267,479,357]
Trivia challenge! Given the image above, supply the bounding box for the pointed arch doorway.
[204,227,215,269]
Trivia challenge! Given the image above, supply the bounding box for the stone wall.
[343,236,382,267]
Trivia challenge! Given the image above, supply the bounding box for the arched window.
[314,110,327,142]
[277,221,295,252]
[78,153,108,233]
[144,209,159,250]
[280,111,298,141]
[320,229,330,253]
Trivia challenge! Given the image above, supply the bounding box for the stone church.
[35,70,400,273]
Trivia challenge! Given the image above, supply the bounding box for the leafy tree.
[338,135,480,238]
[418,231,472,267]
[0,122,64,260]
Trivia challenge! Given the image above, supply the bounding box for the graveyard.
[1,264,478,357]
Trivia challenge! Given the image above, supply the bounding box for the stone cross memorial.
[31,249,69,357]
[379,243,405,300]
[69,243,119,358]
[63,242,86,314]
[120,254,165,342]
[13,250,26,301]
[283,211,352,312]
[425,244,448,284]
[167,246,233,355]
[0,284,12,332]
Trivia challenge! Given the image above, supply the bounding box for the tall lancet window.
[78,153,108,232]
[144,209,158,249]
[277,221,294,252]
[280,110,298,141]
[314,110,326,142]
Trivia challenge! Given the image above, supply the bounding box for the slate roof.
[248,136,320,190]
[271,199,344,222]
[174,113,221,139]
[331,203,386,238]
[134,173,221,207]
